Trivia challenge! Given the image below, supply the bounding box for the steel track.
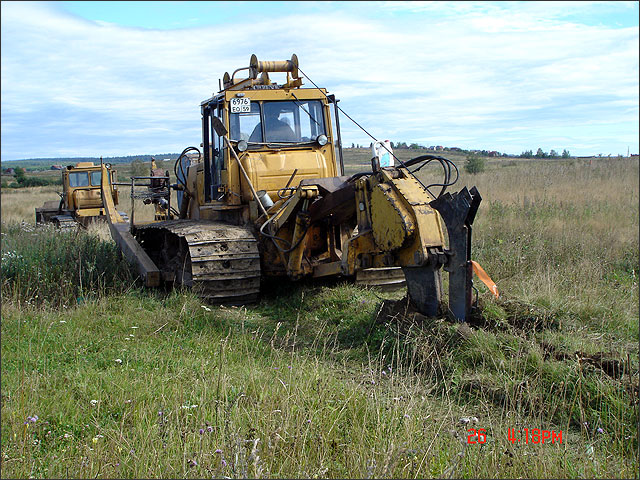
[135,220,261,305]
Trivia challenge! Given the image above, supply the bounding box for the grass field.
[1,152,638,478]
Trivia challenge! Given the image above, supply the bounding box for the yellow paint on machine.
[239,148,335,203]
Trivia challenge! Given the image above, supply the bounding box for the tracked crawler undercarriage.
[134,220,261,304]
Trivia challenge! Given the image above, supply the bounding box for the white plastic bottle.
[372,140,394,167]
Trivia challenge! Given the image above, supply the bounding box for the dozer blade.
[430,186,482,322]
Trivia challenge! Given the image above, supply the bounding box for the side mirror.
[211,116,228,137]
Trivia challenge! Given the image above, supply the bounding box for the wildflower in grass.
[404,414,410,419]
[215,449,223,454]
[207,426,213,433]
[201,305,211,312]
[199,428,204,435]
[90,399,98,406]
[24,415,38,424]
[596,427,604,434]
[158,410,163,416]
[221,459,227,467]
[188,459,198,467]
[115,358,123,364]
[381,370,387,376]
[59,320,66,324]
[306,419,311,424]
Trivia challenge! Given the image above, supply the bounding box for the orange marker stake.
[471,261,499,298]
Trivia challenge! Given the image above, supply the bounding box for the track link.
[51,215,79,230]
[135,220,261,305]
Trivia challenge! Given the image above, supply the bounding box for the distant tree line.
[345,143,579,160]
[1,167,62,189]
[2,153,180,172]
[520,149,570,158]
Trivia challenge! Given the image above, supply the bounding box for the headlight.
[237,140,248,152]
[316,134,328,146]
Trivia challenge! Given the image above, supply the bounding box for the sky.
[1,1,638,160]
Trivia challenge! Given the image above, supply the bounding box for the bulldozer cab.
[62,163,119,213]
[36,161,122,229]
[196,55,344,219]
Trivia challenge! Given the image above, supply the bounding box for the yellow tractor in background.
[36,162,128,229]
[101,54,491,321]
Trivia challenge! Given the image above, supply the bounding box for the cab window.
[229,102,262,143]
[90,171,102,185]
[68,172,89,187]
[262,100,324,143]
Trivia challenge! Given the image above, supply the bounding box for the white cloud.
[1,1,638,159]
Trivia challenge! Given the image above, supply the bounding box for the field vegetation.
[1,153,638,478]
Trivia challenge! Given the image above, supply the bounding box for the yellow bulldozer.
[100,54,490,321]
[36,161,128,229]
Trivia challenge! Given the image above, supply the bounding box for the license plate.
[230,97,251,113]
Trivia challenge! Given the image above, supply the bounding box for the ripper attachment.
[430,186,482,322]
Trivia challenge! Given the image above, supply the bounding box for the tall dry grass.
[1,185,59,224]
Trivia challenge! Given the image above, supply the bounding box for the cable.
[404,154,460,198]
[174,146,201,197]
[259,209,315,254]
[297,66,457,196]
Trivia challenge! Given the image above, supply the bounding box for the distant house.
[488,151,499,157]
[3,168,15,175]
[436,146,444,151]
[450,147,462,152]
[51,165,63,170]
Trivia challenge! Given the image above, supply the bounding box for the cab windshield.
[68,171,89,187]
[229,100,326,146]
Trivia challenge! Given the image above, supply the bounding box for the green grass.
[1,222,136,308]
[3,289,637,478]
[1,154,638,478]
